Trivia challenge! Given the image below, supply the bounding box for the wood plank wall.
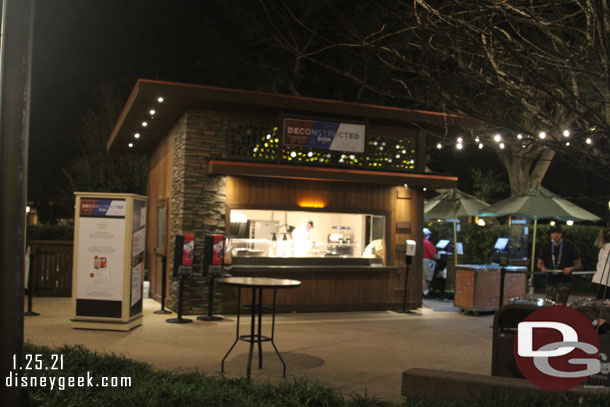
[225,175,421,309]
[146,132,174,299]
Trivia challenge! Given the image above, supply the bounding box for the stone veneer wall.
[167,110,229,315]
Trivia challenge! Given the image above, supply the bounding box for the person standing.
[537,224,581,305]
[292,219,314,256]
[422,228,437,297]
[593,228,610,300]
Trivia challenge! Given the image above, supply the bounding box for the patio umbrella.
[478,184,601,285]
[424,188,490,266]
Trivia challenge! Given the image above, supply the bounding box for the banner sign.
[283,118,365,153]
[80,199,126,218]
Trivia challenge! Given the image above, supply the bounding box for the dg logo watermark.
[514,305,601,391]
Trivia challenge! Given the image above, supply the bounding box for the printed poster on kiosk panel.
[76,198,126,302]
[283,118,365,153]
[130,199,146,307]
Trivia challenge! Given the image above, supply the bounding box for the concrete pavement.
[24,297,496,403]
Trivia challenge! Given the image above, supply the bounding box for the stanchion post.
[167,273,192,324]
[402,263,410,313]
[197,274,223,321]
[154,255,171,315]
[24,247,39,317]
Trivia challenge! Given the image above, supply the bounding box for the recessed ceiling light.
[157,97,164,103]
[128,143,134,148]
[149,109,156,115]
[142,121,148,127]
[134,133,140,139]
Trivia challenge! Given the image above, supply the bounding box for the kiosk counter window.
[226,209,386,269]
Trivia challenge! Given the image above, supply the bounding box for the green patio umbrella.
[424,188,490,266]
[478,184,601,287]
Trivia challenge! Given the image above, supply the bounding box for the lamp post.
[0,1,35,406]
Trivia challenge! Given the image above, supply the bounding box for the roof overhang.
[207,160,457,189]
[108,79,477,153]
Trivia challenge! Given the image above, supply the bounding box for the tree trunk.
[499,153,531,194]
[498,146,555,194]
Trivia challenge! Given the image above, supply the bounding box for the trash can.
[491,297,555,377]
[570,298,610,387]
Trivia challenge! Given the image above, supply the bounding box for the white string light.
[432,128,598,153]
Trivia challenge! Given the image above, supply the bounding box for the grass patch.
[17,343,610,407]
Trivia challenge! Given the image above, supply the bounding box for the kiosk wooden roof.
[107,79,469,188]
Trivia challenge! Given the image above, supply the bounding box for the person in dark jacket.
[537,224,581,305]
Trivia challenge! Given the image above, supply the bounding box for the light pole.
[0,1,35,406]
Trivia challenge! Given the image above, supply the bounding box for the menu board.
[75,199,126,301]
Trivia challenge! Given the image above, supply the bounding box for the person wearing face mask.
[537,224,581,305]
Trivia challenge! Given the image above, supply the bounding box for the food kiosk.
[105,79,471,313]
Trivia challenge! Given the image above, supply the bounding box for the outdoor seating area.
[24,296,495,403]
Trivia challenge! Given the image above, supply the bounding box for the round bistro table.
[217,277,301,378]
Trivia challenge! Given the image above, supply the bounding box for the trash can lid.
[508,297,556,307]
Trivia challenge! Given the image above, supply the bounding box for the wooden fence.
[29,240,73,297]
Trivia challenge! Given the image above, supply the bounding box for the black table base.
[221,287,286,378]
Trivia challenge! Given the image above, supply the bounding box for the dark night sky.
[26,0,609,221]
[29,0,209,216]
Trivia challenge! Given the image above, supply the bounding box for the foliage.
[257,0,610,193]
[426,221,602,272]
[22,343,610,407]
[427,221,505,264]
[22,343,384,407]
[26,224,74,244]
[58,84,148,219]
[470,168,508,203]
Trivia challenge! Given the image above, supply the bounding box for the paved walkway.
[24,297,496,402]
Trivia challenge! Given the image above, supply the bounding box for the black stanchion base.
[197,315,223,321]
[166,317,193,324]
[154,309,172,315]
[24,311,40,317]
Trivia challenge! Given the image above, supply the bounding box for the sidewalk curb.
[402,368,610,402]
